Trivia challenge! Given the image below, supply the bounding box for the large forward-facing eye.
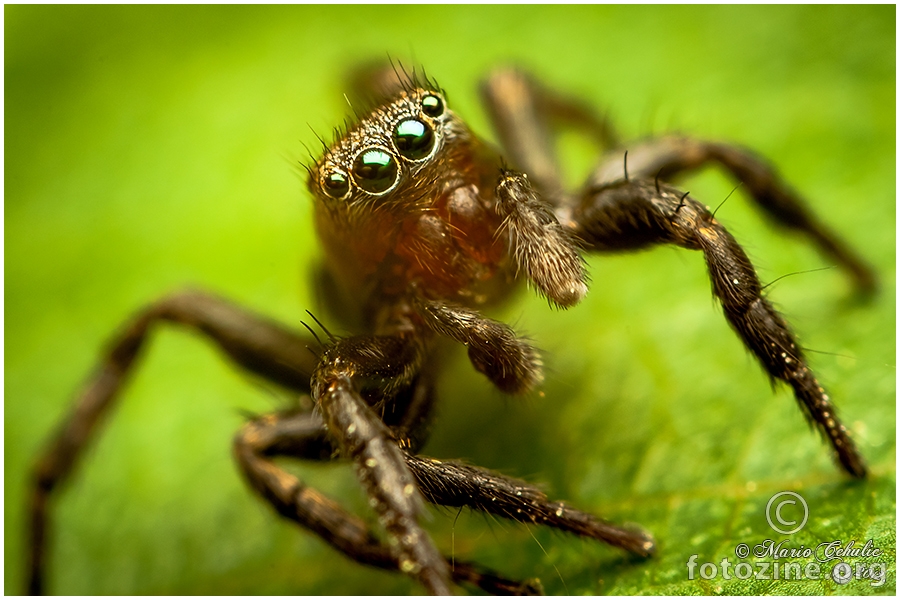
[393,118,435,161]
[321,171,350,199]
[352,148,399,194]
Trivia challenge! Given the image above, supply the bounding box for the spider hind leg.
[568,179,867,477]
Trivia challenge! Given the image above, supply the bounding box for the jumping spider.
[28,65,875,595]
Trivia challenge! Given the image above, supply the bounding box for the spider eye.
[322,171,350,199]
[421,93,444,117]
[352,148,398,194]
[393,118,435,161]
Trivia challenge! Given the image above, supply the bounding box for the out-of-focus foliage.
[6,5,894,594]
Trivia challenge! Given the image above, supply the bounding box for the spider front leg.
[413,296,544,394]
[566,179,867,477]
[494,169,588,308]
[308,332,453,594]
[411,297,656,558]
[406,454,655,558]
[234,409,543,595]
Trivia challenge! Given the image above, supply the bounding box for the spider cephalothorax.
[28,65,873,595]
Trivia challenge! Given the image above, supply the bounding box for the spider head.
[309,88,465,214]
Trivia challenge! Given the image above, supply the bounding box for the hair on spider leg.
[761,265,837,293]
[711,182,743,219]
[622,150,629,182]
[451,505,463,574]
[672,190,690,220]
[801,347,859,362]
[759,265,860,361]
[523,523,568,595]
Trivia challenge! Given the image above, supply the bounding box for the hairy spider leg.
[479,67,869,478]
[412,296,545,394]
[492,170,589,308]
[481,68,620,207]
[481,68,875,295]
[26,290,318,594]
[565,179,867,477]
[406,454,656,557]
[588,136,877,294]
[234,409,654,594]
[308,331,454,594]
[234,410,545,595]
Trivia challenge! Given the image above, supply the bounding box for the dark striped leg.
[27,290,318,594]
[588,136,877,294]
[566,179,867,477]
[412,297,545,395]
[481,67,620,207]
[406,454,655,557]
[309,333,454,594]
[233,411,544,595]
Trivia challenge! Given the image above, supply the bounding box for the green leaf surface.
[6,5,895,595]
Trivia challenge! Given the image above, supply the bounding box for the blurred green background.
[6,5,895,595]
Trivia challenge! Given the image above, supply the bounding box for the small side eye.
[352,148,399,194]
[393,118,435,161]
[421,93,444,117]
[322,171,350,199]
